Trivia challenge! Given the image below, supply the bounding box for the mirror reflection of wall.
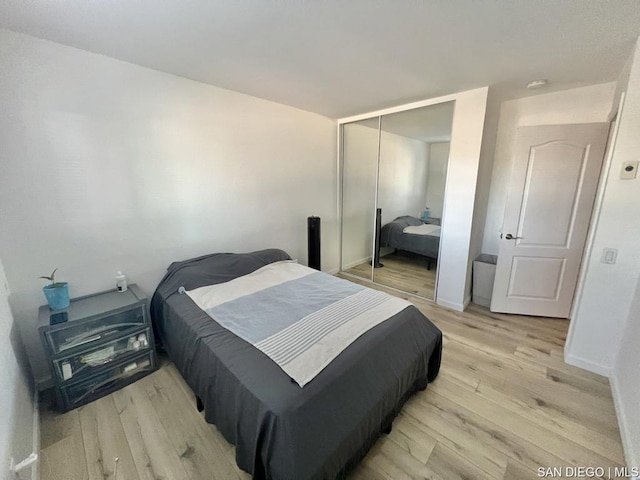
[340,101,454,300]
[341,118,379,281]
[425,142,450,222]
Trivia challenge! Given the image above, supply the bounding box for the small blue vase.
[43,283,70,310]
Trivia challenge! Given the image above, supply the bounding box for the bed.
[150,249,442,480]
[380,216,441,268]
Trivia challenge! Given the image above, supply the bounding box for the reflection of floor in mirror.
[344,251,437,299]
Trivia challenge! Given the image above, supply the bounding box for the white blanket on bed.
[186,261,411,387]
[402,223,441,236]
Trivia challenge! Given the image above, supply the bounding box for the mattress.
[150,249,442,480]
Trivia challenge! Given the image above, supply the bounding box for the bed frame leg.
[196,396,204,412]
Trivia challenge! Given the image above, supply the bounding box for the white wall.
[468,91,501,300]
[481,83,617,255]
[341,123,378,269]
[436,87,489,310]
[608,44,640,471]
[378,132,429,225]
[425,142,449,220]
[0,258,36,480]
[0,29,337,386]
[566,41,640,375]
[611,277,640,469]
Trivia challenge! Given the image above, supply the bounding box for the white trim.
[433,134,455,304]
[10,387,39,480]
[32,387,39,480]
[566,92,626,356]
[610,372,638,469]
[436,297,466,312]
[338,90,470,125]
[336,121,344,274]
[463,295,471,310]
[341,257,372,271]
[370,116,382,278]
[563,352,611,377]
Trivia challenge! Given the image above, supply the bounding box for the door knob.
[505,233,522,240]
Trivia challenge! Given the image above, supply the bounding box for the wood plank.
[78,397,139,480]
[503,458,541,480]
[438,363,481,392]
[406,390,570,474]
[349,462,389,480]
[475,380,624,463]
[165,358,198,403]
[345,252,437,299]
[40,431,88,480]
[401,398,510,478]
[545,366,612,398]
[363,436,439,480]
[386,415,438,463]
[427,376,623,470]
[112,380,191,480]
[40,406,80,450]
[426,442,498,480]
[139,367,242,479]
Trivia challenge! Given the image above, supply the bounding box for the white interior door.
[490,123,609,318]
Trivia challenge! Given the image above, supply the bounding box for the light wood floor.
[345,251,437,299]
[40,280,625,480]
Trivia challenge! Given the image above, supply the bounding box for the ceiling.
[357,102,455,143]
[1,1,639,118]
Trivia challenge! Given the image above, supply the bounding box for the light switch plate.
[621,161,639,179]
[601,248,618,264]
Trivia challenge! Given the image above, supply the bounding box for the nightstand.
[38,284,157,412]
[420,217,441,225]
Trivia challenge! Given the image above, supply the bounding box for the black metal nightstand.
[38,284,158,412]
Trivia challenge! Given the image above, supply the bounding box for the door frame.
[490,122,610,317]
[564,93,626,366]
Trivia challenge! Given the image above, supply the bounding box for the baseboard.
[563,353,611,377]
[463,295,471,310]
[11,388,39,480]
[32,387,39,480]
[436,297,465,312]
[610,373,638,470]
[341,257,372,271]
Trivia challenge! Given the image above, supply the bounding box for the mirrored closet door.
[340,102,454,300]
[341,117,380,282]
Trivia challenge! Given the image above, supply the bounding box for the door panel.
[518,142,587,247]
[372,103,454,300]
[490,123,608,318]
[340,119,380,280]
[507,257,565,299]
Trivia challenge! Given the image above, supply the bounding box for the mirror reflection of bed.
[341,101,454,301]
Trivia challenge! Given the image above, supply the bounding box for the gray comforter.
[151,249,442,480]
[380,215,441,259]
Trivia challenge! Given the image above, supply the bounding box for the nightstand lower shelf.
[60,351,155,411]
